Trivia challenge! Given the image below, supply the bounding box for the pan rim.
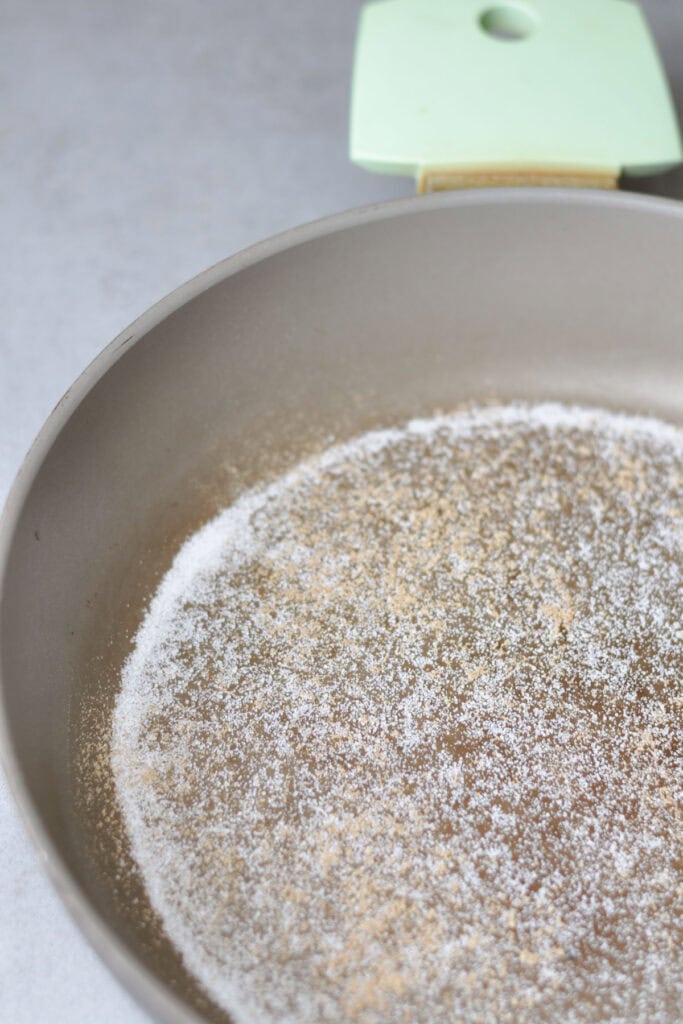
[1,185,683,1022]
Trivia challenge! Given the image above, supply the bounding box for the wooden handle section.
[418,166,619,194]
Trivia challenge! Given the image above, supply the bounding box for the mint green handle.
[350,0,682,190]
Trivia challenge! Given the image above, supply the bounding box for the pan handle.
[349,0,682,193]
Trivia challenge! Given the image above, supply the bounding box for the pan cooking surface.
[108,403,682,1024]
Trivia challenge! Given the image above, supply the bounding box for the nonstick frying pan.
[1,188,683,1022]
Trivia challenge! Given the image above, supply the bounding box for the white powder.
[112,403,683,1023]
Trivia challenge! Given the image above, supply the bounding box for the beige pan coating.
[1,190,683,1022]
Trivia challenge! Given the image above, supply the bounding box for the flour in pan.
[112,403,683,1024]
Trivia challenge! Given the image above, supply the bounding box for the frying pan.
[2,7,683,1024]
[2,188,683,1022]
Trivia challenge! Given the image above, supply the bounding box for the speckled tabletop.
[1,1,682,1020]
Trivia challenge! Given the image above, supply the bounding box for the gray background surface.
[1,1,682,1020]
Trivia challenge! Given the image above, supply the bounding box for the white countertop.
[1,1,682,1020]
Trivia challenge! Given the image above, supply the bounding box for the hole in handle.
[480,5,536,41]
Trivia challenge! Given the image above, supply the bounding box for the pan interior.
[1,193,682,1021]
